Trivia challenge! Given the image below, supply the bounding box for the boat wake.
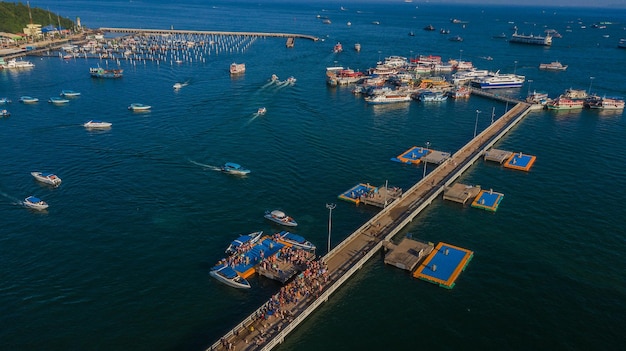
[0,190,26,207]
[188,159,221,171]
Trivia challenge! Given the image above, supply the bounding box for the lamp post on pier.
[588,76,595,95]
[527,79,533,98]
[422,141,430,179]
[474,110,481,138]
[326,203,336,254]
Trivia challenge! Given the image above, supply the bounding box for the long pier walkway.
[208,101,535,351]
[98,27,319,41]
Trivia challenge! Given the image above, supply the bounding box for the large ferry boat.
[588,97,625,110]
[472,72,525,89]
[539,61,567,71]
[509,31,552,46]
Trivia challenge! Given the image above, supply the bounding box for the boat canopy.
[215,265,238,279]
[283,232,307,244]
[225,162,242,169]
[271,210,286,218]
[26,196,41,203]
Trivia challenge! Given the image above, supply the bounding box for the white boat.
[31,171,62,187]
[333,42,343,53]
[510,31,552,46]
[1,109,10,117]
[83,120,112,129]
[49,97,70,104]
[225,231,263,255]
[276,231,316,251]
[472,72,525,89]
[0,97,12,104]
[60,90,81,97]
[19,96,39,103]
[365,92,412,104]
[221,162,250,175]
[589,97,625,110]
[270,74,279,82]
[5,59,35,69]
[419,91,448,102]
[539,61,568,71]
[354,43,361,52]
[209,264,251,289]
[128,103,152,111]
[264,210,298,227]
[257,107,267,115]
[546,96,585,110]
[286,76,297,84]
[230,62,245,74]
[24,196,48,211]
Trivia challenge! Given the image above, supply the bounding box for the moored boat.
[230,62,245,74]
[447,86,471,99]
[19,96,39,103]
[509,31,552,46]
[90,67,123,78]
[333,42,343,53]
[264,210,298,227]
[471,72,525,89]
[209,264,251,289]
[546,96,585,110]
[49,97,70,104]
[221,162,250,175]
[276,231,316,251]
[128,103,152,111]
[225,231,264,255]
[60,90,81,97]
[1,109,10,117]
[24,196,48,211]
[588,97,625,110]
[31,171,62,187]
[354,43,361,52]
[419,91,448,102]
[539,61,568,71]
[5,59,35,69]
[365,91,412,104]
[83,120,112,129]
[1,97,12,104]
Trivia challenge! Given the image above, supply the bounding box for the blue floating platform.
[504,152,536,171]
[413,242,474,289]
[231,237,285,278]
[471,189,504,212]
[391,146,431,165]
[338,183,376,204]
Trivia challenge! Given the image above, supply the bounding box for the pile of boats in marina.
[527,88,625,111]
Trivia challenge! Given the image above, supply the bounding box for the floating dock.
[230,237,285,278]
[443,183,482,204]
[391,146,431,165]
[338,183,376,204]
[412,242,474,289]
[484,148,513,163]
[471,189,504,212]
[339,183,402,208]
[383,236,434,271]
[503,152,536,171]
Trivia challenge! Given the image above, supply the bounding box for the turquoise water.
[2,1,626,350]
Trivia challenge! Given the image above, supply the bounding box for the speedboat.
[60,90,81,97]
[1,109,10,117]
[209,264,251,289]
[221,162,250,175]
[19,96,39,103]
[276,231,316,251]
[31,171,62,187]
[264,210,298,227]
[128,103,151,111]
[0,97,11,104]
[49,97,70,104]
[257,107,267,115]
[286,76,296,84]
[270,74,279,82]
[83,120,112,129]
[24,196,49,211]
[225,231,263,255]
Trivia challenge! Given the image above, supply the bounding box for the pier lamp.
[527,79,533,97]
[423,141,431,179]
[326,203,336,254]
[588,77,595,95]
[474,110,482,138]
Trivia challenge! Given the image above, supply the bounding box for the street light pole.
[588,76,595,95]
[527,79,533,97]
[326,203,336,253]
[423,141,430,179]
[474,110,481,138]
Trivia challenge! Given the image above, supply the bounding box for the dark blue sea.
[1,1,625,350]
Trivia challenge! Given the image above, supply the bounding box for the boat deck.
[412,242,474,289]
[471,189,505,212]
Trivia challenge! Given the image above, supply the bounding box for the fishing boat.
[539,61,568,71]
[257,107,267,115]
[424,24,435,31]
[419,91,448,102]
[588,97,625,110]
[365,92,412,104]
[333,42,343,53]
[19,96,39,103]
[24,196,49,211]
[525,91,552,105]
[447,86,471,99]
[449,35,463,42]
[509,31,552,46]
[31,172,62,187]
[546,96,585,110]
[209,264,251,289]
[225,231,264,255]
[276,231,316,251]
[354,43,361,52]
[1,97,12,104]
[60,90,81,97]
[221,162,251,175]
[286,76,297,84]
[5,59,35,69]
[619,38,626,49]
[90,67,123,78]
[128,103,152,111]
[49,97,70,104]
[264,210,298,227]
[230,62,245,75]
[83,120,112,129]
[1,109,10,117]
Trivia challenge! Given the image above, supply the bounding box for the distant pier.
[98,27,319,41]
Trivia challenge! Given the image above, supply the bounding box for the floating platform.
[443,183,482,204]
[383,236,434,271]
[391,146,431,165]
[338,183,376,204]
[412,242,474,289]
[471,189,504,212]
[422,150,452,165]
[503,152,536,171]
[230,237,285,278]
[484,148,513,164]
[339,183,402,208]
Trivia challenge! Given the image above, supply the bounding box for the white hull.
[209,265,251,289]
[31,172,62,187]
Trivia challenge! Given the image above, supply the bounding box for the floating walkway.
[471,189,505,212]
[413,242,474,289]
[503,152,536,171]
[391,146,431,165]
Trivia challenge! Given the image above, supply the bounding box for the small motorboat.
[1,109,10,117]
[49,97,70,104]
[257,107,267,115]
[31,171,62,187]
[276,231,316,251]
[221,162,251,175]
[60,90,81,97]
[264,210,298,227]
[173,82,183,90]
[0,97,11,104]
[24,196,49,211]
[128,103,152,111]
[209,264,251,289]
[83,120,112,129]
[19,96,39,103]
[286,76,297,84]
[225,231,263,255]
[270,74,279,82]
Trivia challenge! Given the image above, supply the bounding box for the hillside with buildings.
[0,2,75,34]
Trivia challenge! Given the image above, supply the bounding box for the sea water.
[1,1,625,350]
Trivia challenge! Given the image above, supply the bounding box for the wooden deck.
[207,101,535,351]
